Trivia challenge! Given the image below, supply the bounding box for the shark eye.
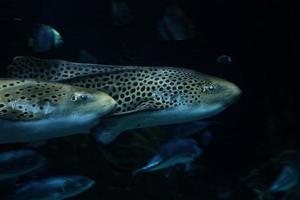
[208,85,215,90]
[201,84,216,92]
[71,94,91,102]
[80,95,89,100]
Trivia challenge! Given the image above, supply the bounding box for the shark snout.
[227,81,241,97]
[222,80,242,105]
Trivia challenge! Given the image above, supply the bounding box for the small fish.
[216,55,232,65]
[5,176,95,200]
[158,5,195,41]
[0,79,116,144]
[28,24,63,52]
[6,57,241,144]
[133,138,202,174]
[268,160,300,193]
[252,157,300,200]
[0,149,45,180]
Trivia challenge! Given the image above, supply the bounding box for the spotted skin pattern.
[63,68,218,115]
[0,78,118,144]
[7,56,136,81]
[0,79,69,120]
[7,57,219,115]
[6,56,241,144]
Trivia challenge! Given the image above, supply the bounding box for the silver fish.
[0,149,45,180]
[269,159,300,193]
[5,176,95,200]
[134,138,202,174]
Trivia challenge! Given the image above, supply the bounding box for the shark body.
[0,78,116,143]
[6,57,241,144]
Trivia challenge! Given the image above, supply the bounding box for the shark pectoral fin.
[112,99,163,116]
[92,125,122,145]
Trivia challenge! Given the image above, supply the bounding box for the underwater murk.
[0,0,298,200]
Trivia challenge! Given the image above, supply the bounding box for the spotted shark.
[0,79,116,143]
[6,56,241,144]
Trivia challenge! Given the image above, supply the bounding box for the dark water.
[0,0,298,199]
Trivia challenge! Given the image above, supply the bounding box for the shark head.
[0,79,116,143]
[0,79,116,121]
[180,73,241,118]
[57,85,117,120]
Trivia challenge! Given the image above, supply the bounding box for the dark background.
[0,0,298,199]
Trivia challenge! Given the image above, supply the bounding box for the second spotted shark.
[0,79,116,144]
[6,57,241,144]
